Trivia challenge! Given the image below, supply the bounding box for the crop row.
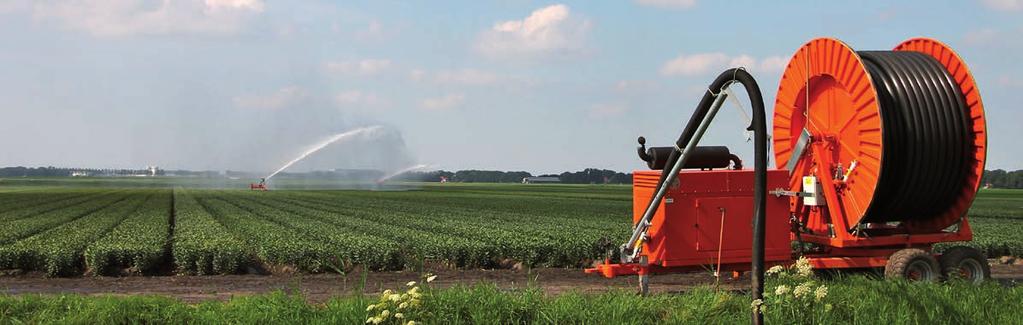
[198,193,397,272]
[228,190,627,268]
[172,189,249,275]
[0,192,129,245]
[83,190,172,275]
[0,192,149,276]
[0,189,121,223]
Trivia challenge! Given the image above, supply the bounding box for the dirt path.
[3,264,1021,304]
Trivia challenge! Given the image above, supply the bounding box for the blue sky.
[0,0,1020,174]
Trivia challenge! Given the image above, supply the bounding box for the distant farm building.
[522,176,560,184]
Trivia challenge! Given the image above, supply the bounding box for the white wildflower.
[381,310,390,319]
[395,313,405,319]
[406,281,417,287]
[427,275,438,283]
[766,265,785,276]
[795,257,813,277]
[774,285,790,296]
[366,304,376,312]
[751,298,764,313]
[793,283,811,298]
[814,285,828,301]
[398,302,408,310]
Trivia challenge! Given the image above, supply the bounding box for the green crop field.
[0,181,632,276]
[0,180,1020,277]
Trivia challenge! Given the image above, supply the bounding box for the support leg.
[637,256,650,296]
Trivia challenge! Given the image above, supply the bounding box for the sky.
[0,0,1021,175]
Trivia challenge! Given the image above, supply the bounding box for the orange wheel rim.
[773,38,883,227]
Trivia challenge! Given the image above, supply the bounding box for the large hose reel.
[773,38,987,232]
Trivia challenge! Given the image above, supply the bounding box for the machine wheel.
[939,246,990,284]
[885,249,940,282]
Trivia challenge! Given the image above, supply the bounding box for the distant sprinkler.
[377,164,431,184]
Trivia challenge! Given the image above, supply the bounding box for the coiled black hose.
[857,51,971,223]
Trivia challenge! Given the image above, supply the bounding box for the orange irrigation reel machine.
[586,38,988,305]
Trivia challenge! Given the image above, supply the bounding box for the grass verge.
[1,277,1020,324]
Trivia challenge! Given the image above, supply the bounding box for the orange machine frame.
[587,37,984,278]
[588,169,792,278]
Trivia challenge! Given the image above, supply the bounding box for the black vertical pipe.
[640,68,765,324]
[747,75,767,325]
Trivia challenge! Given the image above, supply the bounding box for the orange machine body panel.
[632,169,791,268]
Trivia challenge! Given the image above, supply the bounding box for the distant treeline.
[395,168,633,184]
[0,166,631,184]
[10,165,1019,187]
[0,166,165,177]
[982,169,1023,189]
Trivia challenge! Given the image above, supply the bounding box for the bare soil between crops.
[2,263,1022,304]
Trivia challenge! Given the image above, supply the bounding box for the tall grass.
[2,278,1020,324]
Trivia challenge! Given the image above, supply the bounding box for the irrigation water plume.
[376,164,431,183]
[265,125,384,181]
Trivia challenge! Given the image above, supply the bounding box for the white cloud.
[421,94,465,111]
[408,68,503,86]
[634,0,696,9]
[615,80,659,93]
[434,69,500,85]
[204,0,263,12]
[661,53,788,76]
[476,4,591,59]
[324,59,392,76]
[729,55,757,70]
[660,53,729,76]
[233,86,307,110]
[408,69,427,82]
[588,103,628,119]
[334,90,386,109]
[981,0,1023,10]
[355,19,386,40]
[758,56,789,72]
[28,0,264,37]
[0,1,29,14]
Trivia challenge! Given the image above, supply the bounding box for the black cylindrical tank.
[644,146,736,170]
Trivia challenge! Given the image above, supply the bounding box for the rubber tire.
[885,248,940,282]
[939,246,990,284]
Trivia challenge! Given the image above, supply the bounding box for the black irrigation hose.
[857,51,970,223]
[641,68,767,324]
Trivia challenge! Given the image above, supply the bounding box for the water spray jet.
[250,125,384,190]
[376,164,431,184]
